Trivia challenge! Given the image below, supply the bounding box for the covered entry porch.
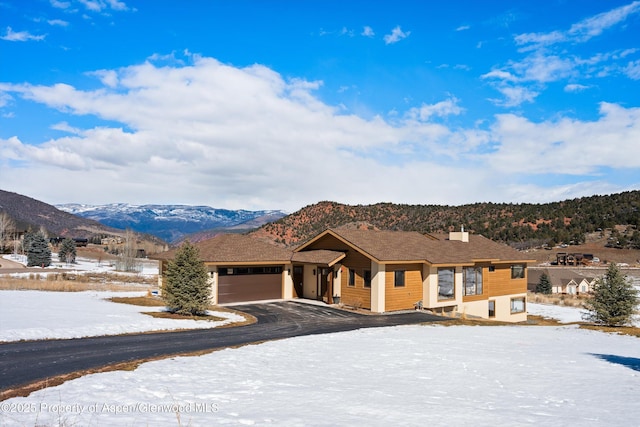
[291,250,346,304]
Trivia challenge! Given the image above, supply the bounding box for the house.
[528,268,596,295]
[157,228,534,322]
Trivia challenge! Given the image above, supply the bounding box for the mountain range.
[0,189,121,239]
[56,203,287,243]
[3,188,639,256]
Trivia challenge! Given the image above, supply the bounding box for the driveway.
[0,301,444,394]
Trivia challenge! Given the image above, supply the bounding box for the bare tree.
[116,229,141,272]
[0,212,16,254]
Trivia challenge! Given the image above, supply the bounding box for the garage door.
[218,273,282,304]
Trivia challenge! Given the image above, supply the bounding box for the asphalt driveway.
[0,301,444,394]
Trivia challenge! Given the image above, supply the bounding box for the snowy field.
[1,271,639,425]
[2,253,159,277]
[0,291,245,342]
[1,323,639,426]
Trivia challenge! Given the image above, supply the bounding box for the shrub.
[162,241,211,316]
[583,263,638,327]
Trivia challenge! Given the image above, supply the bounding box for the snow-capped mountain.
[56,203,287,243]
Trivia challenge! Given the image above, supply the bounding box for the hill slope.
[0,189,121,239]
[251,191,640,248]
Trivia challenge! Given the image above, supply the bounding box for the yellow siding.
[384,263,423,311]
[487,264,528,297]
[340,251,372,309]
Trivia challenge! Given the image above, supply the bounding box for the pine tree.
[26,231,52,267]
[583,263,638,327]
[162,241,211,315]
[58,238,77,264]
[536,272,552,294]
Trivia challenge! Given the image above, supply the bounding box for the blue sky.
[1,0,639,211]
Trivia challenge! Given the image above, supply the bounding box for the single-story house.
[157,228,534,322]
[528,268,596,295]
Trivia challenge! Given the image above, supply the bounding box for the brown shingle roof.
[291,250,346,266]
[155,229,533,267]
[324,228,533,264]
[155,234,293,263]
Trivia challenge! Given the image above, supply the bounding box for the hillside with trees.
[251,191,640,249]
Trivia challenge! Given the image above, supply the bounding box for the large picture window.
[438,268,455,300]
[511,264,525,279]
[463,267,483,296]
[510,297,526,313]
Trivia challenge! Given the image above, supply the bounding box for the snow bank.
[2,325,638,426]
[0,291,245,342]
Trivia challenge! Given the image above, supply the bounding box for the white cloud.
[383,26,410,44]
[406,98,464,121]
[491,86,539,107]
[87,69,119,87]
[1,56,638,210]
[567,0,640,41]
[362,26,374,37]
[1,27,46,42]
[487,2,640,106]
[564,83,591,92]
[515,1,640,49]
[489,102,640,174]
[50,0,71,9]
[456,25,470,31]
[77,0,129,12]
[624,59,640,79]
[48,19,69,27]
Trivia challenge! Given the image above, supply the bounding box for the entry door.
[318,268,329,301]
[293,265,303,298]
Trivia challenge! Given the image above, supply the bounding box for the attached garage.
[217,266,283,303]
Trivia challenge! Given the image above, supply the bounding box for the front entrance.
[316,268,329,302]
[293,265,303,297]
[300,265,334,303]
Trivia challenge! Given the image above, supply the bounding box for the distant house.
[157,228,534,322]
[528,268,596,295]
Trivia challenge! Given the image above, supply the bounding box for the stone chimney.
[449,225,469,242]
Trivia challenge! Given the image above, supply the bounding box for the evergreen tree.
[58,238,77,264]
[583,263,638,327]
[26,231,52,267]
[536,272,552,294]
[162,241,211,315]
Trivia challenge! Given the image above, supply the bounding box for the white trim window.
[511,264,525,279]
[510,297,526,314]
[463,267,483,296]
[438,268,455,300]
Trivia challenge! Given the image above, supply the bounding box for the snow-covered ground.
[0,291,245,342]
[1,273,639,425]
[1,324,638,426]
[527,302,585,323]
[2,253,159,276]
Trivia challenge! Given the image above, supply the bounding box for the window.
[218,266,283,276]
[463,267,483,296]
[394,270,405,287]
[488,300,495,317]
[511,264,525,279]
[510,297,526,313]
[364,270,371,288]
[488,265,495,272]
[348,268,355,287]
[438,268,455,300]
